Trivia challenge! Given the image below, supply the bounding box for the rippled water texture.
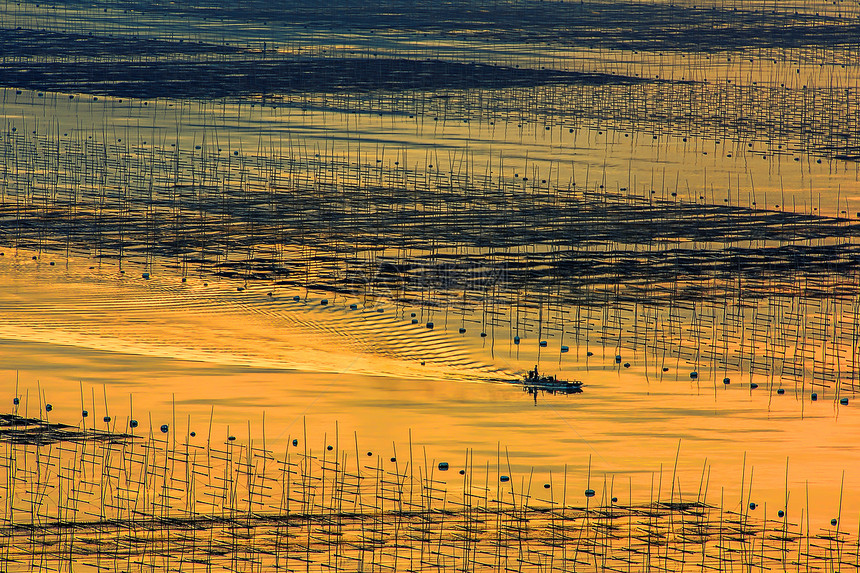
[1,1,860,570]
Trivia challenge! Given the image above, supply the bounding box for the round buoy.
[586,351,593,357]
[544,483,551,489]
[585,489,596,498]
[104,416,111,423]
[840,397,849,405]
[778,510,785,518]
[390,457,396,462]
[350,304,357,310]
[723,378,731,385]
[811,392,818,401]
[611,497,618,503]
[459,328,466,334]
[500,475,510,483]
[615,355,622,363]
[514,336,520,345]
[327,445,333,451]
[45,404,53,412]
[750,383,758,389]
[292,439,298,446]
[539,340,547,347]
[13,397,19,405]
[426,322,434,329]
[831,518,838,526]
[129,420,138,428]
[777,388,784,394]
[623,362,630,368]
[689,371,698,379]
[320,299,328,305]
[227,436,236,441]
[293,295,300,301]
[749,502,757,510]
[82,410,88,418]
[438,462,449,471]
[160,424,169,434]
[561,345,569,353]
[190,432,196,437]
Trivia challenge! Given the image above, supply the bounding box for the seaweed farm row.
[4,0,860,56]
[1,408,857,572]
[2,39,859,163]
[1,122,859,397]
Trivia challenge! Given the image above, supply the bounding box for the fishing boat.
[522,366,583,396]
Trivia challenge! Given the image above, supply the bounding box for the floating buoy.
[142,272,150,279]
[326,445,333,451]
[390,457,396,462]
[500,475,510,483]
[480,332,487,337]
[831,518,838,526]
[723,378,731,385]
[514,336,520,344]
[320,299,328,305]
[623,362,630,368]
[350,304,357,310]
[544,483,551,489]
[585,489,596,498]
[459,469,466,475]
[778,510,785,518]
[426,322,434,329]
[292,439,298,446]
[367,451,372,456]
[104,416,111,423]
[45,404,53,412]
[749,502,757,510]
[611,497,618,503]
[586,351,593,357]
[190,432,196,437]
[811,392,818,401]
[411,312,416,317]
[539,340,547,347]
[840,397,849,405]
[750,383,758,389]
[662,367,669,372]
[227,436,236,441]
[129,420,138,428]
[293,295,300,301]
[160,424,169,433]
[412,319,418,324]
[13,397,19,405]
[615,355,622,363]
[377,308,384,313]
[690,371,698,379]
[438,462,449,471]
[459,328,466,334]
[561,345,569,353]
[82,410,88,418]
[777,388,785,394]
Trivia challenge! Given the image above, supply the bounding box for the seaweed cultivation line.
[3,123,860,395]
[1,406,858,572]
[2,0,860,162]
